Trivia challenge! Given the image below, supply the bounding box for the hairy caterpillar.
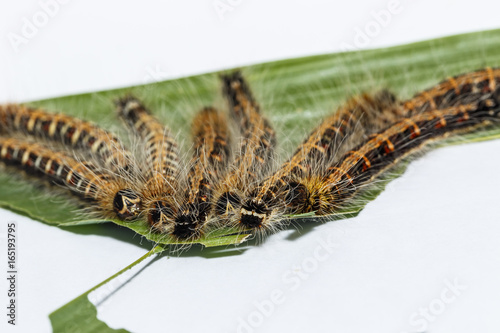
[238,68,500,232]
[114,95,185,231]
[240,96,500,231]
[0,137,142,220]
[211,72,277,228]
[0,104,132,173]
[171,107,231,239]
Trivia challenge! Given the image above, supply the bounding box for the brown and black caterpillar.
[0,137,141,220]
[211,72,277,229]
[145,106,231,240]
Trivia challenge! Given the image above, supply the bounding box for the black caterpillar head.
[239,198,271,229]
[147,199,176,230]
[173,201,212,240]
[214,191,241,216]
[113,189,142,220]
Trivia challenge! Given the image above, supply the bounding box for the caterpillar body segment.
[405,67,500,113]
[221,71,276,167]
[221,70,260,123]
[212,72,277,226]
[0,104,132,173]
[238,90,405,231]
[0,137,142,220]
[115,95,180,196]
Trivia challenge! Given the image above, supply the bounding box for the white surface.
[0,1,500,332]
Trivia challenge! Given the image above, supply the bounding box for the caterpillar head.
[239,181,312,230]
[239,184,285,230]
[173,200,212,240]
[147,199,176,231]
[113,189,142,220]
[214,191,241,217]
[239,198,271,229]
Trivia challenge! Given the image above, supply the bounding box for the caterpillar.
[0,104,132,173]
[212,71,277,227]
[238,68,500,232]
[0,137,142,220]
[150,107,231,240]
[114,95,185,233]
[238,90,500,231]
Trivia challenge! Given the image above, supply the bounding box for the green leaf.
[49,245,164,333]
[49,295,129,333]
[2,29,500,246]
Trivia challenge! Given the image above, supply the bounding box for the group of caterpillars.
[1,68,500,243]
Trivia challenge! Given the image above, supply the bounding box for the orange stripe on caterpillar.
[404,67,500,113]
[221,70,260,122]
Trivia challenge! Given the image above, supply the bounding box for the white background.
[1,0,500,332]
